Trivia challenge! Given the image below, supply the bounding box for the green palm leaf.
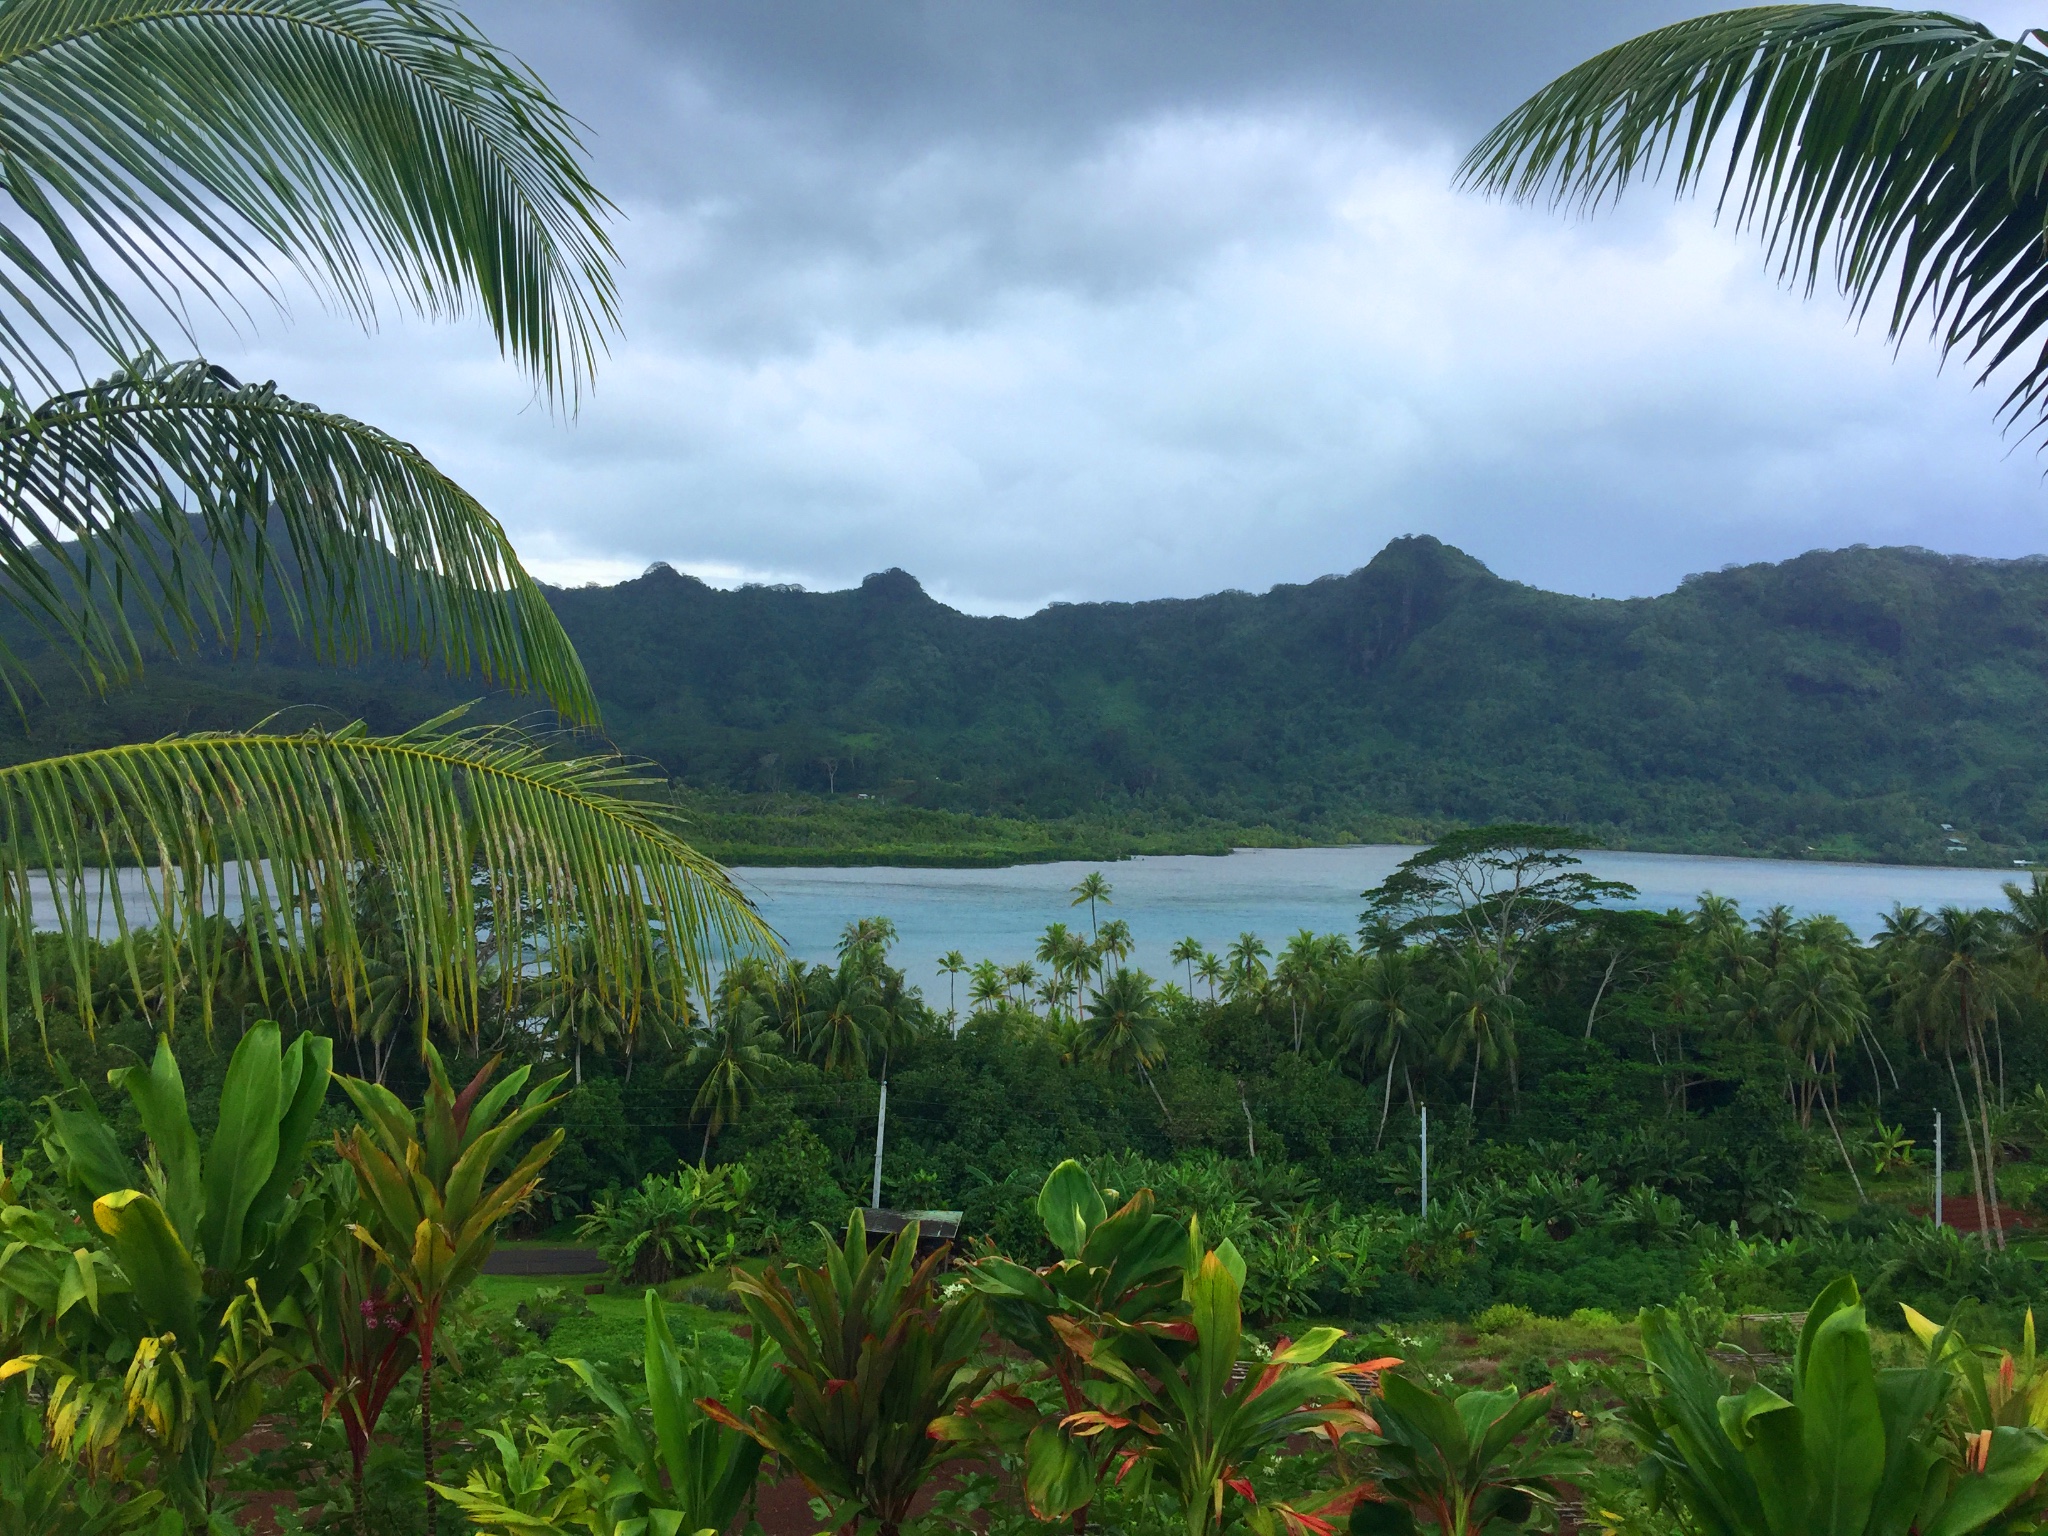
[1461,6,2048,435]
[0,0,615,399]
[0,713,774,1049]
[0,355,596,717]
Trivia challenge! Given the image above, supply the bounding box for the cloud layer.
[201,0,2048,609]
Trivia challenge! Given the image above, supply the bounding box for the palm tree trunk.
[574,1036,582,1086]
[1865,1026,1900,1091]
[1818,1077,1866,1203]
[1469,1048,1480,1112]
[1966,1033,2006,1250]
[1140,1063,1172,1128]
[1375,1047,1399,1152]
[1994,1012,2008,1108]
[1584,953,1619,1039]
[1948,1053,1989,1248]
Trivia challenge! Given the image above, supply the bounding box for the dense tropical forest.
[18,536,2048,867]
[11,828,2048,1530]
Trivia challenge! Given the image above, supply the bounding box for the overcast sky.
[214,0,2048,611]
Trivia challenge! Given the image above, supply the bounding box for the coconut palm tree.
[683,997,785,1160]
[1083,966,1170,1121]
[839,916,898,976]
[1464,7,2048,440]
[1438,950,1519,1111]
[1907,906,2019,1247]
[797,964,889,1076]
[1767,945,1871,1197]
[2003,873,2048,997]
[1070,871,1112,939]
[1003,960,1039,1009]
[1339,950,1432,1150]
[968,959,1007,1012]
[1037,921,1081,992]
[1194,950,1224,1003]
[1169,935,1203,991]
[0,0,769,1051]
[938,949,968,1018]
[1092,917,1134,1000]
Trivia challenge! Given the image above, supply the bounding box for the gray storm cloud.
[198,0,2048,608]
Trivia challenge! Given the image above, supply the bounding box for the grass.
[467,1273,754,1373]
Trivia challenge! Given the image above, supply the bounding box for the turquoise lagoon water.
[730,846,2033,1005]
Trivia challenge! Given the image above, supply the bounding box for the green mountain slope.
[7,536,2047,864]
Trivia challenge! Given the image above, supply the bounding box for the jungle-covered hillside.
[9,536,2048,864]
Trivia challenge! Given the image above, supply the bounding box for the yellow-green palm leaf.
[0,0,615,400]
[0,713,775,1047]
[0,356,597,718]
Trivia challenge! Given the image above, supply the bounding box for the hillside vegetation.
[10,536,2048,864]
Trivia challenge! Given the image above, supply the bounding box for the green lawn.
[468,1274,755,1372]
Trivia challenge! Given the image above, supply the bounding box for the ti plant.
[438,1287,790,1535]
[297,1215,419,1535]
[1350,1375,1583,1536]
[958,1158,1190,1525]
[1063,1231,1389,1536]
[2,1022,332,1530]
[335,1043,567,1536]
[1626,1276,2048,1536]
[717,1211,994,1536]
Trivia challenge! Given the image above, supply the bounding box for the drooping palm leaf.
[0,0,616,399]
[0,711,774,1049]
[1461,7,2048,435]
[0,355,597,716]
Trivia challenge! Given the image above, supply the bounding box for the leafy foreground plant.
[336,1045,567,1536]
[715,1211,993,1536]
[1350,1375,1583,1536]
[959,1157,1190,1524]
[1628,1275,2048,1536]
[437,1288,788,1536]
[3,1022,331,1530]
[1067,1235,1388,1536]
[575,1163,756,1283]
[297,1223,418,1534]
[0,1324,169,1536]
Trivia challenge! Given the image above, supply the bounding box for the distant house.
[858,1208,962,1269]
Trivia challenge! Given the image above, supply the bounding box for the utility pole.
[871,1076,888,1209]
[1934,1110,1943,1230]
[1420,1105,1429,1220]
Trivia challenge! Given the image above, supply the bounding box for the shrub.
[1470,1302,1537,1336]
[1567,1307,1620,1330]
[739,1121,850,1237]
[576,1165,757,1283]
[512,1286,587,1343]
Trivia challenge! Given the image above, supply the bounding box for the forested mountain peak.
[12,536,2048,865]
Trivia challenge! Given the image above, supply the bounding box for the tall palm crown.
[796,964,889,1075]
[0,0,771,1044]
[1463,6,2048,439]
[1082,967,1164,1073]
[1070,871,1111,938]
[684,997,784,1158]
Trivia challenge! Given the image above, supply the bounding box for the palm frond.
[0,0,616,399]
[1461,6,2048,434]
[0,355,597,718]
[0,714,775,1050]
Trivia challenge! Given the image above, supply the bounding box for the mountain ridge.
[8,535,2048,866]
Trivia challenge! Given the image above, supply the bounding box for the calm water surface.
[730,846,2033,1004]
